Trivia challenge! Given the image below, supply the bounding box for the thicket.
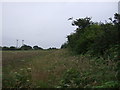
[61,13,119,61]
[61,13,120,87]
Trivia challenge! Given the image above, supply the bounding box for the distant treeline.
[61,13,120,61]
[0,44,57,50]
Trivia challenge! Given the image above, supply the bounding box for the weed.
[58,68,81,88]
[3,67,32,88]
[93,81,120,88]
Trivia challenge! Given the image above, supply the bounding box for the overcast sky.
[1,2,118,49]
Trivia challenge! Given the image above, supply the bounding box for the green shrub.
[93,81,120,88]
[3,67,32,88]
[64,13,119,59]
[58,68,81,88]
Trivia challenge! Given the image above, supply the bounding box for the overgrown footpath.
[2,49,120,88]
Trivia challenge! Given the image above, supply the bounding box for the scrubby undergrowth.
[2,49,120,88]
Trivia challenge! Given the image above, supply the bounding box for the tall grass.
[2,49,119,88]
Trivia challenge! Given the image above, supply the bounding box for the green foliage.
[33,45,43,50]
[2,46,18,50]
[93,81,120,88]
[34,81,50,88]
[3,67,32,88]
[20,44,32,50]
[115,61,120,81]
[2,46,10,50]
[9,46,16,50]
[64,13,119,60]
[3,50,118,88]
[105,44,119,61]
[60,13,120,88]
[72,17,92,29]
[61,42,68,49]
[58,68,81,88]
[2,45,33,51]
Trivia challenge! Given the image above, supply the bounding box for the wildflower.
[56,86,61,88]
[20,69,23,71]
[21,60,25,61]
[27,68,31,70]
[26,80,30,82]
[14,72,17,74]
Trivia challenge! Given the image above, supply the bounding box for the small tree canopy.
[20,45,32,50]
[33,45,43,50]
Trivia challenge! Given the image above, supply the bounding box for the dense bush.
[63,13,119,60]
[58,68,81,88]
[93,81,120,88]
[60,14,120,88]
[61,42,68,49]
[3,67,32,88]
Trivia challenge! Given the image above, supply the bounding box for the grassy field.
[2,49,118,88]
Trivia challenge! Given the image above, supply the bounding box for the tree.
[0,46,2,50]
[2,46,10,50]
[20,45,32,50]
[113,13,120,24]
[63,13,120,58]
[61,42,68,49]
[65,17,94,54]
[48,47,57,50]
[72,17,92,29]
[33,45,43,50]
[9,46,16,50]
